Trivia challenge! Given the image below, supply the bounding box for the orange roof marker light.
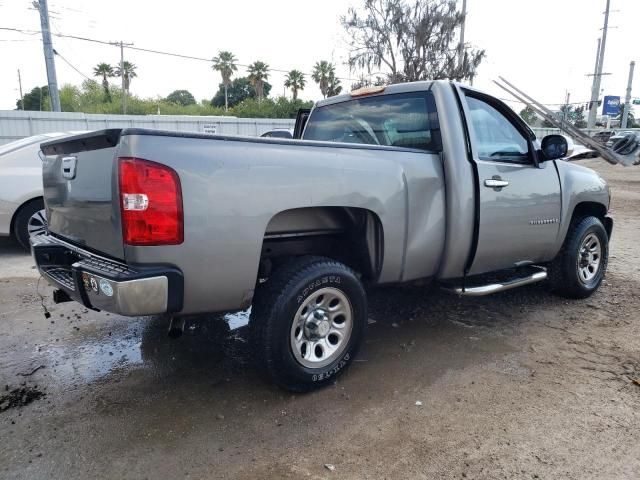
[350,85,385,97]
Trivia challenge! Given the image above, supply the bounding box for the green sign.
[633,99,640,105]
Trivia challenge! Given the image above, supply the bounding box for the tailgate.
[40,129,125,260]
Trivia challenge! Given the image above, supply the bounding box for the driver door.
[462,91,562,276]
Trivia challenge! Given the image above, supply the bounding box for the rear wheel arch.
[259,206,384,282]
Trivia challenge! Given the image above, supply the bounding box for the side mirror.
[541,134,568,161]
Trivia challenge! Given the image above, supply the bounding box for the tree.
[519,106,538,126]
[16,85,49,111]
[351,74,386,90]
[59,84,81,111]
[231,97,315,119]
[114,61,137,94]
[212,51,238,112]
[93,63,115,101]
[573,105,587,128]
[165,90,196,106]
[342,0,485,83]
[312,61,336,98]
[284,70,306,100]
[326,72,343,97]
[247,61,270,102]
[210,77,272,108]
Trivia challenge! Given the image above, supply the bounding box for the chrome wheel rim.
[577,233,602,283]
[290,287,353,369]
[28,209,47,237]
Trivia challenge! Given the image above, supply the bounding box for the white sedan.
[0,132,84,249]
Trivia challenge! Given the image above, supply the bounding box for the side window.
[303,92,442,152]
[466,96,530,163]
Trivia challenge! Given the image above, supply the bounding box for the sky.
[0,0,638,114]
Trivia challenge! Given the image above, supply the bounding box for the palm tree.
[284,69,306,100]
[212,51,238,112]
[115,61,137,94]
[93,63,114,101]
[312,61,335,99]
[247,61,270,103]
[326,73,342,97]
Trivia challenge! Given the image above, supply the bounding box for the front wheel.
[548,216,609,298]
[250,256,367,392]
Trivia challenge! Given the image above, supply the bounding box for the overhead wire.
[52,49,91,80]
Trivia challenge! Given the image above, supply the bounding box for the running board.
[442,267,547,297]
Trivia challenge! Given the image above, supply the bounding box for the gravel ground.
[0,158,638,479]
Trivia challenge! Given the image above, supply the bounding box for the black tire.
[13,198,45,251]
[548,216,609,299]
[250,256,367,392]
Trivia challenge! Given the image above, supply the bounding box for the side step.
[442,266,547,297]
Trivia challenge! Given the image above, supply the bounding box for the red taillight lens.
[118,157,183,246]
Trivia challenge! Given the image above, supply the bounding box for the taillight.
[118,157,183,245]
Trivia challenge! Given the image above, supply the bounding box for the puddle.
[223,308,250,330]
[43,322,144,385]
[35,312,253,388]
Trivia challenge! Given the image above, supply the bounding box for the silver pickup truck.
[33,80,613,391]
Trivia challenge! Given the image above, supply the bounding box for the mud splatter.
[0,385,45,412]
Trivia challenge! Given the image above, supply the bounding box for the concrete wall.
[0,110,295,145]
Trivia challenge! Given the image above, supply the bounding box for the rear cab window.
[303,91,442,152]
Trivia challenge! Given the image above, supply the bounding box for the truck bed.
[40,128,446,314]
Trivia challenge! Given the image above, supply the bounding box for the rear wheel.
[548,216,608,298]
[250,256,367,392]
[13,199,46,250]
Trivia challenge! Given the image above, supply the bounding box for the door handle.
[484,178,509,188]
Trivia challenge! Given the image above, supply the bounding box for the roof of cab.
[314,80,444,108]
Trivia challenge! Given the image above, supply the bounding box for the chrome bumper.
[31,234,183,316]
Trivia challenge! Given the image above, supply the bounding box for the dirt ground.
[0,158,638,480]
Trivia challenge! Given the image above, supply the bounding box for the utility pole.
[621,61,635,128]
[110,40,133,114]
[35,0,61,111]
[119,41,126,114]
[587,0,611,128]
[561,91,571,131]
[457,0,467,81]
[17,69,24,110]
[587,38,601,120]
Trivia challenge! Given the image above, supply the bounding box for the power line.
[0,26,42,35]
[53,48,91,80]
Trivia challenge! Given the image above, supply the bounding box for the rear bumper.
[31,234,183,316]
